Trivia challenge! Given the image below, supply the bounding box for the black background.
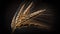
[0,0,59,34]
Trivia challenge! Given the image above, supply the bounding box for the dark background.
[0,0,59,34]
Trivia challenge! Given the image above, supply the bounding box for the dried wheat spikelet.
[11,2,50,33]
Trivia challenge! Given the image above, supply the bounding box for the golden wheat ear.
[11,3,26,32]
[15,2,33,26]
[23,2,33,16]
[11,2,33,32]
[29,9,46,18]
[16,3,25,20]
[11,1,47,33]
